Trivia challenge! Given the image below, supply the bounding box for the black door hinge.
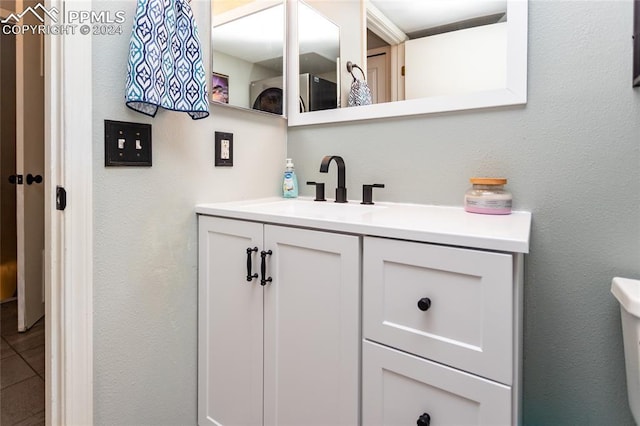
[56,186,66,211]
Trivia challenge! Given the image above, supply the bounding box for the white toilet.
[612,277,640,424]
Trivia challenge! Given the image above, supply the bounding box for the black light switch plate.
[105,120,152,167]
[215,131,233,167]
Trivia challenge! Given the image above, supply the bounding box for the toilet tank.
[612,277,640,424]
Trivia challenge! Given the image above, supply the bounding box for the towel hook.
[346,61,366,81]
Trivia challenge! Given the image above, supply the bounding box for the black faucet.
[361,184,385,205]
[306,181,326,201]
[319,155,347,203]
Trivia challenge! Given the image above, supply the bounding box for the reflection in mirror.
[366,0,508,105]
[287,0,527,126]
[297,1,340,112]
[211,1,285,116]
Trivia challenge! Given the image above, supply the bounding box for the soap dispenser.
[282,158,298,198]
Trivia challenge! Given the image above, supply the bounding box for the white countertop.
[195,197,531,253]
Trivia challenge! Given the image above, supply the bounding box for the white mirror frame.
[287,0,527,127]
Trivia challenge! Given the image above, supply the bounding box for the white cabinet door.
[198,216,264,426]
[362,341,511,426]
[363,237,513,384]
[263,225,360,426]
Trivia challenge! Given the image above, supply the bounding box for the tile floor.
[1,300,45,425]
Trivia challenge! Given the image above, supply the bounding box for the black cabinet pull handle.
[26,174,43,185]
[417,412,431,426]
[246,247,258,281]
[260,250,272,286]
[417,297,432,312]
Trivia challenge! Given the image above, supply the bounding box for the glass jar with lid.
[464,178,512,215]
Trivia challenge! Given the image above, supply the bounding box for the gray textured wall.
[92,1,286,423]
[90,0,640,424]
[288,1,640,424]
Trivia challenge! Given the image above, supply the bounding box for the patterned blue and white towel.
[126,0,209,120]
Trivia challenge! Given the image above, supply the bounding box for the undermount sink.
[239,198,386,218]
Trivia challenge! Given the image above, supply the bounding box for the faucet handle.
[306,181,326,201]
[361,184,385,205]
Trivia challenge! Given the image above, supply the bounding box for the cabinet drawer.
[363,237,513,384]
[362,340,512,426]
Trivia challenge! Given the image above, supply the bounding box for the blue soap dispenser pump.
[283,158,298,198]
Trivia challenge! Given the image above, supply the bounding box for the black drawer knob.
[417,297,431,312]
[417,412,431,426]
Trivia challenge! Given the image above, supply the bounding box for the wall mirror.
[211,0,286,116]
[287,0,528,126]
[297,1,340,113]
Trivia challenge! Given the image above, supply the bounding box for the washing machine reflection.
[250,74,337,115]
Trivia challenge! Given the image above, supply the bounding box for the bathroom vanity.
[196,198,531,426]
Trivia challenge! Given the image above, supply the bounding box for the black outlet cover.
[105,120,152,167]
[214,131,233,167]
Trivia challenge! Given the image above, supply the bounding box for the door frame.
[44,0,93,424]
